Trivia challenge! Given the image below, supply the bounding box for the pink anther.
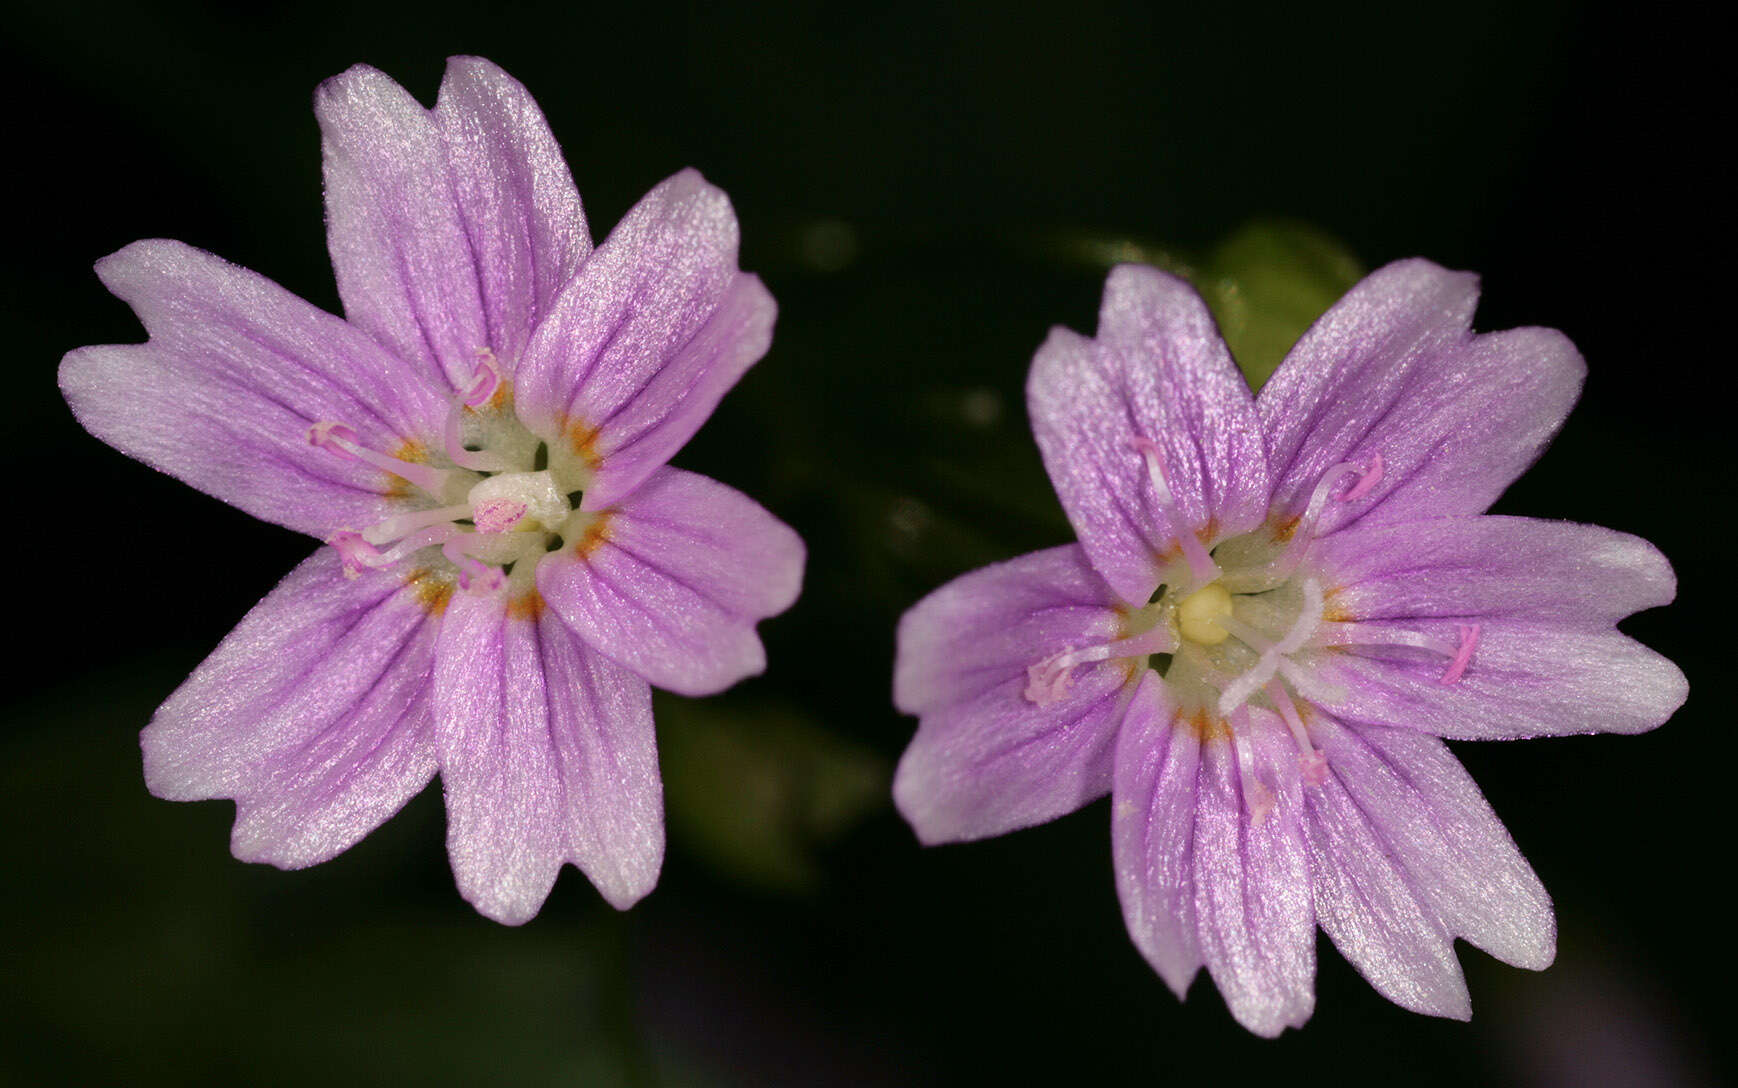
[1439,623,1480,684]
[472,498,528,534]
[454,555,505,594]
[306,420,450,494]
[1129,435,1167,474]
[1298,750,1329,787]
[307,420,362,456]
[1128,435,1218,585]
[328,531,385,579]
[1024,656,1075,707]
[462,350,503,408]
[1339,451,1384,502]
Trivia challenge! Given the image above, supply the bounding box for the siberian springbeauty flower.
[892,261,1685,1034]
[60,58,803,924]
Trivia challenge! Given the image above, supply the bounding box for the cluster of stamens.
[308,350,601,604]
[1026,440,1481,822]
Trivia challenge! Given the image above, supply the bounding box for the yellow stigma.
[1176,583,1233,645]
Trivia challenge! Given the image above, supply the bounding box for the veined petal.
[434,591,663,924]
[1312,717,1555,972]
[894,545,1124,715]
[142,549,439,869]
[1318,619,1686,740]
[1192,713,1315,1036]
[537,467,803,697]
[317,63,490,393]
[60,240,446,538]
[893,547,1134,843]
[1029,265,1270,605]
[1115,689,1315,1036]
[434,56,591,363]
[513,170,774,510]
[1317,515,1676,626]
[1112,675,1204,999]
[1303,751,1472,1019]
[1260,259,1583,532]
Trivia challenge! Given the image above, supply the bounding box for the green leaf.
[1193,220,1363,391]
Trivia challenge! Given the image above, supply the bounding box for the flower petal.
[433,55,591,363]
[512,170,775,510]
[142,548,439,869]
[894,545,1124,714]
[1115,690,1315,1036]
[1195,715,1316,1036]
[538,467,803,697]
[1312,716,1555,972]
[1303,754,1472,1019]
[316,63,490,393]
[60,240,446,537]
[893,546,1133,843]
[434,591,663,924]
[1260,259,1583,532]
[1318,619,1686,740]
[1112,675,1204,999]
[1029,264,1270,605]
[1317,515,1676,626]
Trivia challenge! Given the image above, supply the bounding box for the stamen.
[1228,708,1275,826]
[308,421,450,494]
[462,349,502,407]
[1312,619,1479,685]
[1130,437,1218,586]
[1265,681,1327,787]
[442,360,515,474]
[328,524,460,578]
[1022,625,1177,706]
[1274,656,1345,707]
[1263,455,1385,582]
[327,531,382,579]
[1339,451,1384,503]
[1439,623,1480,685]
[360,503,474,546]
[448,552,506,594]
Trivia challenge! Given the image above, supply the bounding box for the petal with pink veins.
[433,56,592,365]
[1317,619,1686,740]
[538,467,803,697]
[143,549,440,869]
[317,63,490,393]
[1316,515,1676,626]
[60,240,447,538]
[894,546,1133,843]
[1029,265,1270,605]
[1260,259,1583,532]
[1311,716,1555,972]
[512,170,775,509]
[434,591,663,924]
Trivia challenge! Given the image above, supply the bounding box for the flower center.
[1174,582,1233,646]
[309,350,600,602]
[1021,445,1488,817]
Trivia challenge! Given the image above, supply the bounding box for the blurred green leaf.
[1193,220,1364,390]
[658,698,889,894]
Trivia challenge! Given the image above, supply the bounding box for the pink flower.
[60,58,803,924]
[892,261,1685,1033]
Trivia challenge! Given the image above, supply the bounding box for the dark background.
[3,2,1723,1084]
